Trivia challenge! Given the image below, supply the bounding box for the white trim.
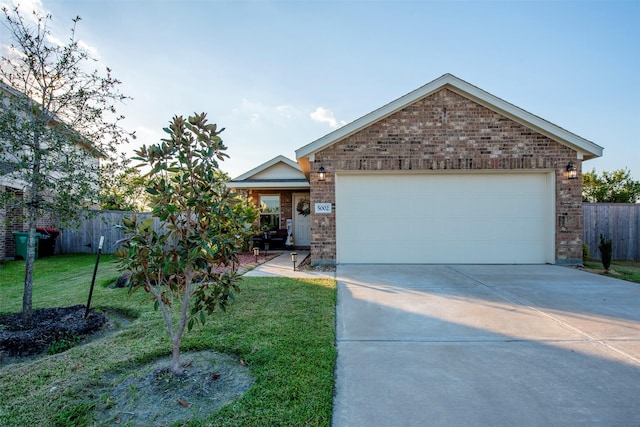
[544,171,556,264]
[231,155,301,181]
[259,193,281,228]
[228,181,309,189]
[296,74,603,161]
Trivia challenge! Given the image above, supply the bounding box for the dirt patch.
[296,255,336,272]
[94,350,253,426]
[580,267,622,276]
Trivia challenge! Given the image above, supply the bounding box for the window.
[259,195,280,231]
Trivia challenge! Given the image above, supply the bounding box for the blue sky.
[4,0,639,179]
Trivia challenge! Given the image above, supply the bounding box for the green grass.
[0,254,124,314]
[0,254,337,426]
[583,259,640,284]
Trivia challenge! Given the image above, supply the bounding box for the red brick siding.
[1,187,58,260]
[3,188,25,260]
[310,88,583,264]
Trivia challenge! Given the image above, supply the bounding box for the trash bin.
[36,228,60,257]
[12,231,39,261]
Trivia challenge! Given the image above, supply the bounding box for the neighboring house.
[233,74,603,265]
[0,82,101,260]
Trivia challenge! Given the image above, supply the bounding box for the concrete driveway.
[333,265,640,427]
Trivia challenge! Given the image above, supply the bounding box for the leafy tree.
[582,168,640,203]
[99,155,152,211]
[116,113,251,375]
[0,7,133,324]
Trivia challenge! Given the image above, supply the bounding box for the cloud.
[45,34,65,47]
[1,2,101,59]
[78,39,100,59]
[276,105,293,119]
[232,99,299,125]
[0,42,21,60]
[310,107,345,129]
[1,0,45,21]
[45,24,100,59]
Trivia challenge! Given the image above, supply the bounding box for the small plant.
[46,335,80,355]
[582,242,590,261]
[598,234,613,272]
[126,383,140,400]
[49,400,96,427]
[100,394,116,409]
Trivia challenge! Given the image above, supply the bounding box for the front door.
[293,193,311,247]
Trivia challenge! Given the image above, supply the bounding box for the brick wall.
[310,88,583,264]
[2,187,25,260]
[1,187,59,260]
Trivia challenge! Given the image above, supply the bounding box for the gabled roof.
[295,73,604,177]
[228,155,310,189]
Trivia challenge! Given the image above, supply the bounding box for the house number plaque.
[315,203,332,214]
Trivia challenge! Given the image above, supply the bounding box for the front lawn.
[583,259,640,284]
[0,254,336,426]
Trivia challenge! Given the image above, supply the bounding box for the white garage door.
[336,172,554,264]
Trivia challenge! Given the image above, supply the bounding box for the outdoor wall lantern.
[318,166,326,182]
[253,247,260,263]
[291,252,298,271]
[566,161,578,180]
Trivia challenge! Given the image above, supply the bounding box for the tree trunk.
[171,339,183,375]
[22,202,38,325]
[22,124,42,326]
[171,273,192,375]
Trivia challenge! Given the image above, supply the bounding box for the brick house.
[0,82,100,260]
[232,74,603,265]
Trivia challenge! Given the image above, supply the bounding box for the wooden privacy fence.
[58,210,161,254]
[583,203,640,261]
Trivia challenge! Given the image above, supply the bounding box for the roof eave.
[231,155,301,181]
[227,180,310,190]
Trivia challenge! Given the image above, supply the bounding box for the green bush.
[598,234,613,271]
[582,242,590,261]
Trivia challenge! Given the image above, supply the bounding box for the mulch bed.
[0,305,107,357]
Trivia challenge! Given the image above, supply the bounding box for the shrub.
[598,234,612,272]
[582,242,590,261]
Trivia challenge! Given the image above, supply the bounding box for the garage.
[336,172,555,264]
[295,74,603,265]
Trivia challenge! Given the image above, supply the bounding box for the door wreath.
[296,198,311,216]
